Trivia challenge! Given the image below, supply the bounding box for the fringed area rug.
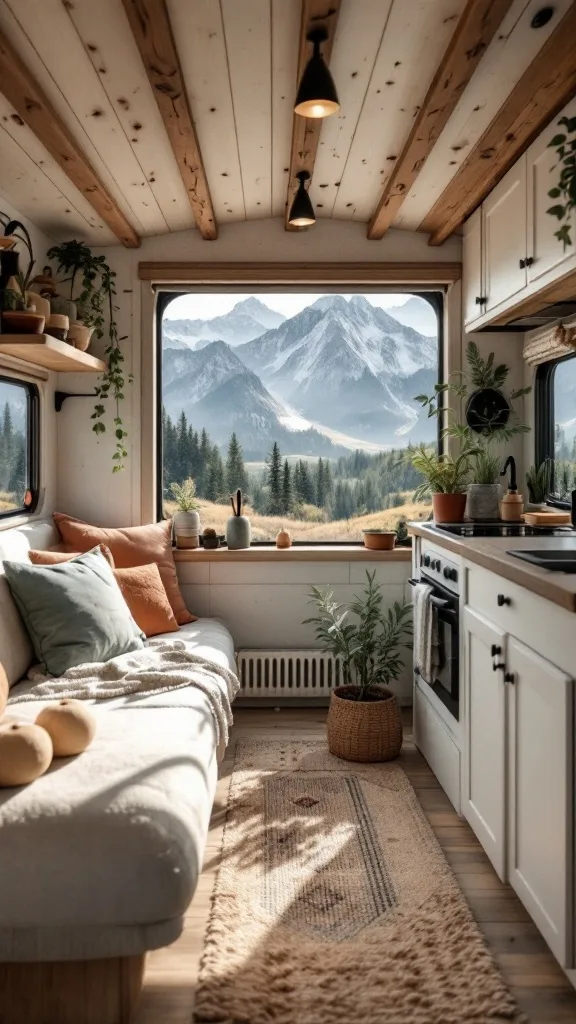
[194,740,525,1024]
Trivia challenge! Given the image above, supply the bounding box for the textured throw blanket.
[9,639,240,747]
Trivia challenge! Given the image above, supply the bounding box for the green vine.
[47,241,133,472]
[547,113,576,249]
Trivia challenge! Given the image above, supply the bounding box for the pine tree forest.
[163,408,424,523]
[0,402,27,510]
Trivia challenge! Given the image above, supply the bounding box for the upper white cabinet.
[462,208,484,327]
[527,98,576,286]
[484,158,527,312]
[462,97,576,330]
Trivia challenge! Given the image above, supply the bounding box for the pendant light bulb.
[294,27,340,119]
[288,171,316,228]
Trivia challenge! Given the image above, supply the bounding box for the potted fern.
[304,571,412,762]
[466,448,502,520]
[406,440,482,523]
[170,478,200,549]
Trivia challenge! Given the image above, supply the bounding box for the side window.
[0,375,39,520]
[536,353,576,503]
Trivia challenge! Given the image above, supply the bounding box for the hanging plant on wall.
[47,241,133,472]
[547,113,576,249]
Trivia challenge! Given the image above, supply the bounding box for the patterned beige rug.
[194,740,525,1024]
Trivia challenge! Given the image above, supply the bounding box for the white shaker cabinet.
[526,99,576,286]
[506,637,573,967]
[463,208,484,328]
[462,606,507,879]
[483,157,527,312]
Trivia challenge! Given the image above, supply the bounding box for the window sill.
[173,545,412,562]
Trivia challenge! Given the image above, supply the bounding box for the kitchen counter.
[410,522,576,613]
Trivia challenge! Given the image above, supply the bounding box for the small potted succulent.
[305,571,412,762]
[202,527,220,550]
[526,459,552,511]
[226,489,251,549]
[169,478,200,549]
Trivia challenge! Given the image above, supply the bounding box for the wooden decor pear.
[226,489,251,550]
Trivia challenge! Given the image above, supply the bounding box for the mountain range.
[163,297,285,349]
[162,295,438,459]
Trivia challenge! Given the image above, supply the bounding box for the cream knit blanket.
[8,639,240,747]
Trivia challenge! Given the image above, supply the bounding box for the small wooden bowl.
[362,530,396,551]
[1,311,45,334]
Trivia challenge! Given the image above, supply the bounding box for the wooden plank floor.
[134,708,576,1024]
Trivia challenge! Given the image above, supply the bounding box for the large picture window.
[536,352,576,503]
[0,375,39,520]
[158,291,441,542]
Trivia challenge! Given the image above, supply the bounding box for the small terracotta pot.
[67,322,94,352]
[432,492,467,524]
[362,530,396,551]
[1,311,45,334]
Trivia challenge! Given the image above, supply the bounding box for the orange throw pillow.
[114,564,179,638]
[53,514,194,625]
[29,544,115,568]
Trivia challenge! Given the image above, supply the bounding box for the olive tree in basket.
[304,571,412,762]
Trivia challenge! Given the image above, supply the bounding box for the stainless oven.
[410,549,460,720]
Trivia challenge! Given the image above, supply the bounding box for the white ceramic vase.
[226,515,251,549]
[173,510,200,549]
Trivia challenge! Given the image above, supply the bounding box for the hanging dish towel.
[412,582,439,685]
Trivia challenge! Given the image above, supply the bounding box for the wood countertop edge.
[409,523,576,613]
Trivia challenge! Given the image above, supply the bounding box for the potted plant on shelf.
[526,459,552,511]
[304,571,412,762]
[546,112,576,249]
[405,440,482,523]
[169,478,200,549]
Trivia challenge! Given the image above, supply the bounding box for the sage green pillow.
[3,548,145,677]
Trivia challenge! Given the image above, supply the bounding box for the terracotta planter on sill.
[327,685,403,762]
[432,492,467,524]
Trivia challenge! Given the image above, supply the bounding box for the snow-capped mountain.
[385,296,437,337]
[162,342,343,459]
[235,295,437,444]
[163,297,286,350]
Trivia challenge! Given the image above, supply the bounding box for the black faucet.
[500,456,517,492]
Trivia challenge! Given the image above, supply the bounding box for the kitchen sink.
[508,550,576,572]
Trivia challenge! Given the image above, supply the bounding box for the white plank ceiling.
[0,0,571,244]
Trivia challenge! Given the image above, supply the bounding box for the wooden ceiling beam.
[0,26,140,248]
[284,0,341,231]
[422,4,576,246]
[367,0,513,241]
[121,0,217,240]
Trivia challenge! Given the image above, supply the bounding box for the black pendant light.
[294,26,340,119]
[288,171,316,227]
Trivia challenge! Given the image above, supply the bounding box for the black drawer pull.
[504,672,515,684]
[493,662,506,672]
[497,594,511,607]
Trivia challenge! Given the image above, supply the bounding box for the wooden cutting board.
[522,510,572,526]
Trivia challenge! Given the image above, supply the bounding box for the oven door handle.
[408,578,451,609]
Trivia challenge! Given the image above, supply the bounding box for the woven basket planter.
[327,686,403,763]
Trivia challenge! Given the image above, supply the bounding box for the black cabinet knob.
[519,258,526,269]
[504,672,515,684]
[493,662,506,672]
[526,256,534,267]
[497,594,511,607]
[491,645,501,657]
[475,296,487,305]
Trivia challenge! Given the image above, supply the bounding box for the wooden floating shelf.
[0,334,106,373]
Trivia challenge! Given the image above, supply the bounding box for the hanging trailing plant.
[47,241,133,472]
[547,113,576,249]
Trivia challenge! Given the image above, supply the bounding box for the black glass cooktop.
[434,522,576,538]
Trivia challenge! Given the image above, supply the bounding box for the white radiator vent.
[236,650,345,700]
